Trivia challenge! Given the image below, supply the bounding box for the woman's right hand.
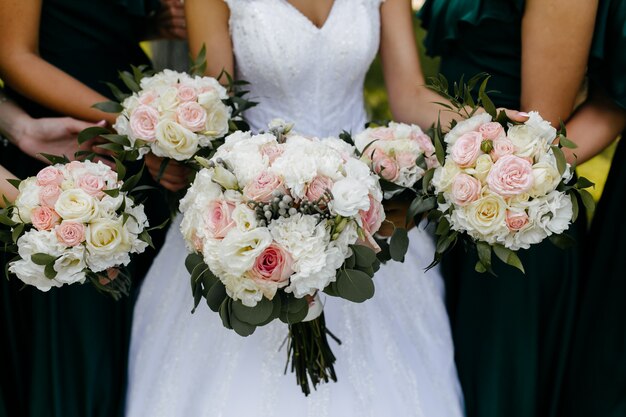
[145,153,191,192]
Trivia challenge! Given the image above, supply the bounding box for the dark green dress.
[558,1,626,416]
[420,2,585,417]
[0,1,166,416]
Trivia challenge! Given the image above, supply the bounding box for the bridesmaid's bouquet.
[423,74,595,272]
[0,160,150,299]
[349,122,440,261]
[180,122,384,395]
[110,70,231,161]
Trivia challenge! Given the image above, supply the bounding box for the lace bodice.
[225,0,383,137]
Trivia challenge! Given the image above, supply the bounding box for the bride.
[126,0,466,416]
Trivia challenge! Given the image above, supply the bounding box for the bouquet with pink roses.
[0,160,152,299]
[422,74,594,273]
[180,121,385,394]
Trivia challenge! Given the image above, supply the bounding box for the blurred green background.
[362,18,616,205]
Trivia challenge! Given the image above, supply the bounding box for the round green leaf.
[230,315,256,337]
[206,280,227,312]
[336,269,375,303]
[232,298,274,325]
[185,253,204,274]
[279,295,308,324]
[351,244,376,268]
[389,228,409,262]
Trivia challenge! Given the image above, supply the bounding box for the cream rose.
[529,161,561,197]
[54,189,99,223]
[154,119,199,160]
[466,193,507,235]
[86,218,130,256]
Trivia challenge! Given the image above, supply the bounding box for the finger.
[66,118,108,134]
[499,108,530,123]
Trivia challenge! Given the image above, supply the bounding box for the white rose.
[445,113,492,145]
[507,124,543,159]
[330,178,370,217]
[86,218,131,271]
[124,201,149,236]
[432,162,462,193]
[465,193,507,236]
[154,120,200,161]
[530,161,561,197]
[219,228,272,276]
[98,194,124,215]
[465,154,493,183]
[525,111,557,144]
[54,246,87,284]
[157,86,180,116]
[231,204,258,232]
[204,101,231,138]
[12,178,40,223]
[113,115,131,137]
[55,189,99,223]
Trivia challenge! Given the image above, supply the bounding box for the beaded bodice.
[225,0,383,137]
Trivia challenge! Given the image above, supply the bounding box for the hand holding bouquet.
[180,122,385,394]
[0,160,151,299]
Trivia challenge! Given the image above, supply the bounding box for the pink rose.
[260,143,284,164]
[243,171,285,203]
[39,185,62,208]
[370,127,395,141]
[55,222,86,246]
[204,200,236,239]
[450,174,482,206]
[451,132,483,168]
[176,102,207,132]
[479,122,505,140]
[395,151,417,170]
[138,91,159,106]
[505,210,530,231]
[305,176,334,203]
[36,167,64,187]
[411,131,436,156]
[490,137,516,161]
[486,155,534,197]
[249,244,293,284]
[177,84,198,102]
[372,149,400,182]
[77,174,106,198]
[358,195,384,252]
[31,206,60,231]
[129,105,160,141]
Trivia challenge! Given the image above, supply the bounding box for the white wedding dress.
[126,1,464,416]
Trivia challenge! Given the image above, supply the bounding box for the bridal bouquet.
[0,160,150,299]
[181,122,384,394]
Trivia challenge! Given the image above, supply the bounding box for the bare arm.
[379,0,457,129]
[0,165,17,207]
[520,0,598,127]
[0,0,115,124]
[563,87,626,164]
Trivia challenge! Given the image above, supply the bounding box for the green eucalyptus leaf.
[551,145,567,176]
[232,298,274,325]
[492,244,525,274]
[11,223,24,243]
[575,176,594,189]
[351,245,377,268]
[44,263,57,279]
[549,233,576,249]
[206,280,228,312]
[279,295,308,324]
[336,269,375,303]
[230,314,257,337]
[475,241,492,273]
[569,192,579,222]
[219,298,233,330]
[558,134,578,149]
[578,189,596,215]
[389,227,409,262]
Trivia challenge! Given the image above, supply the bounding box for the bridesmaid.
[557,0,626,415]
[419,1,598,417]
[0,1,183,416]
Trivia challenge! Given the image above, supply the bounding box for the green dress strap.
[419,0,524,58]
[589,0,626,109]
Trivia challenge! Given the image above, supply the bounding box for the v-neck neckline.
[280,0,339,31]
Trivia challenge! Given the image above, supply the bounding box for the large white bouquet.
[2,160,150,298]
[180,122,385,394]
[111,69,232,161]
